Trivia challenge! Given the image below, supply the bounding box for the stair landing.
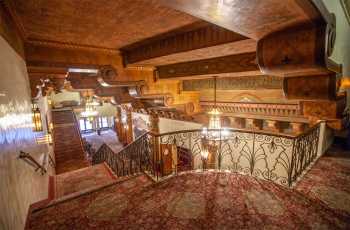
[51,163,117,199]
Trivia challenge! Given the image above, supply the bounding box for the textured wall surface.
[0,36,53,230]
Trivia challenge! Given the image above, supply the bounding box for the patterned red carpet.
[52,163,117,199]
[26,171,350,230]
[295,151,350,216]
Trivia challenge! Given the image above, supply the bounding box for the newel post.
[149,111,161,179]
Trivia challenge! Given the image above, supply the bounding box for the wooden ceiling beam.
[155,52,260,79]
[24,42,123,70]
[122,22,250,65]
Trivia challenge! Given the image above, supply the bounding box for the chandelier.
[81,97,99,120]
[201,76,229,160]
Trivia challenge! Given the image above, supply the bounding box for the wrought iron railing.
[92,132,153,177]
[92,122,322,187]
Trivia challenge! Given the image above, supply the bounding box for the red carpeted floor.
[26,170,350,230]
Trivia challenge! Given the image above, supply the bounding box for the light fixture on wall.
[32,103,43,132]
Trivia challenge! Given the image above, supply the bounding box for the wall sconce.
[32,104,43,132]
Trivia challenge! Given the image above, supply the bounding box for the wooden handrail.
[72,110,86,154]
[18,151,47,175]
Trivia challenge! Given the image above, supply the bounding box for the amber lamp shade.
[32,106,43,132]
[340,78,350,90]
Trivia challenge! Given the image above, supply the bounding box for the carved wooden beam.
[135,94,174,107]
[155,52,259,79]
[127,39,256,67]
[67,73,99,90]
[67,68,145,90]
[121,21,249,65]
[283,74,336,100]
[94,86,134,104]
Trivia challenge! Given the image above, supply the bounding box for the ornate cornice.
[182,76,283,91]
[200,101,302,118]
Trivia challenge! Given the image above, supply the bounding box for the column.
[149,111,160,134]
[126,108,133,144]
[115,106,122,142]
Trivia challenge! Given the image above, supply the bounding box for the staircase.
[52,108,89,174]
[25,172,153,229]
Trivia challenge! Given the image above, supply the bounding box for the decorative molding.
[200,101,302,118]
[182,76,283,91]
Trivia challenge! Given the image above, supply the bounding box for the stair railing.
[92,132,154,177]
[18,151,47,175]
[92,122,323,187]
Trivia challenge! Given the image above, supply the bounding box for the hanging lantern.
[32,104,43,132]
[201,77,230,145]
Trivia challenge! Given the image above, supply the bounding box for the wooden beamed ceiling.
[3,0,340,90]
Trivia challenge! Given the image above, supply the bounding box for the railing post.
[288,139,296,187]
[251,133,256,175]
